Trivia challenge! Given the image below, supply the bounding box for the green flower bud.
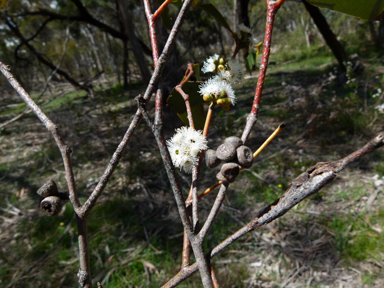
[222,104,230,111]
[217,99,224,106]
[217,64,225,71]
[219,57,226,65]
[222,98,232,105]
[219,90,227,99]
[203,94,213,102]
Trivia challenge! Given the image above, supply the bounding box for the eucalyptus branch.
[153,0,173,22]
[198,183,228,239]
[0,62,81,211]
[0,62,92,287]
[241,0,286,143]
[163,133,384,287]
[79,0,194,218]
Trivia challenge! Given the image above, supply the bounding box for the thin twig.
[198,183,228,239]
[153,0,173,22]
[241,0,286,143]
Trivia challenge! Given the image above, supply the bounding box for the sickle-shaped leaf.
[305,0,384,21]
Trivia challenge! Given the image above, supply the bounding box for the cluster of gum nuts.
[202,57,233,111]
[205,136,253,183]
[37,179,68,216]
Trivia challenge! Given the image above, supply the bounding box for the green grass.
[322,208,384,262]
[43,90,88,112]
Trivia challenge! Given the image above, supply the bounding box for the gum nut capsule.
[205,149,221,168]
[220,163,240,183]
[36,179,59,198]
[216,171,227,182]
[216,143,236,161]
[224,136,243,149]
[40,196,63,216]
[236,145,253,168]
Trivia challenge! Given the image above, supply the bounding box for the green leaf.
[192,64,201,81]
[245,43,263,74]
[305,0,384,21]
[246,52,255,74]
[167,82,206,130]
[177,105,206,130]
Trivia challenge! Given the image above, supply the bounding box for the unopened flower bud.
[203,94,213,102]
[217,64,225,71]
[219,57,226,65]
[222,105,230,111]
[219,90,227,98]
[222,98,231,105]
[217,99,224,106]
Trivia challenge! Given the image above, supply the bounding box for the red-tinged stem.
[180,64,195,86]
[241,0,286,143]
[153,0,173,22]
[175,86,195,129]
[143,0,164,128]
[143,0,160,66]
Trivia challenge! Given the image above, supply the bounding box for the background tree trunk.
[303,1,348,72]
[116,0,151,85]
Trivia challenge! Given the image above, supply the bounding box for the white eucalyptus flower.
[199,77,222,96]
[227,59,243,84]
[199,78,237,105]
[202,54,219,74]
[167,127,208,174]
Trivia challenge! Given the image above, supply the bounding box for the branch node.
[77,268,88,287]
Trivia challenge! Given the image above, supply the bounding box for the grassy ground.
[1,44,384,287]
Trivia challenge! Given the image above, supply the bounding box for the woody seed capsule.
[40,196,63,216]
[219,163,240,183]
[236,145,253,168]
[224,136,243,149]
[216,143,236,161]
[205,149,222,168]
[36,179,59,198]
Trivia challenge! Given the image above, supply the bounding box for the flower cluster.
[199,52,245,110]
[167,127,208,174]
